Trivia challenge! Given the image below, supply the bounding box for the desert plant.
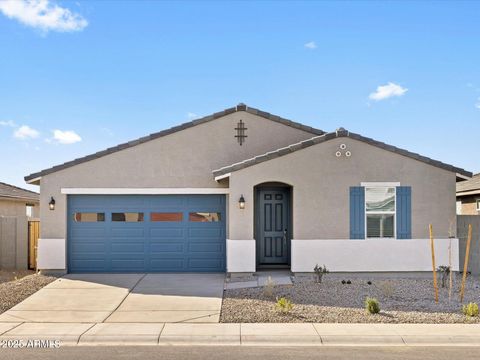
[276,297,294,314]
[377,280,395,299]
[462,303,479,317]
[263,276,276,298]
[367,281,372,285]
[365,297,380,314]
[341,280,346,285]
[313,264,329,283]
[437,265,450,288]
[346,280,351,284]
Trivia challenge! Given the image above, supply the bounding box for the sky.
[0,0,479,191]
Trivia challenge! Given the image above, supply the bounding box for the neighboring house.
[24,104,471,274]
[456,173,480,215]
[0,182,39,218]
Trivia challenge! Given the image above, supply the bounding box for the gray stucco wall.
[228,137,457,240]
[38,111,316,239]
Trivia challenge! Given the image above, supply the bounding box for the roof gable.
[213,128,472,178]
[25,104,324,183]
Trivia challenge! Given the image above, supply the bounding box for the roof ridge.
[25,104,325,182]
[212,130,472,178]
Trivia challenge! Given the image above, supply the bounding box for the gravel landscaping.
[221,275,480,323]
[0,272,57,314]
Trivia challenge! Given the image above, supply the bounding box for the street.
[2,346,479,360]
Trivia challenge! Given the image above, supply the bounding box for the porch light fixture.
[238,195,245,209]
[49,197,56,211]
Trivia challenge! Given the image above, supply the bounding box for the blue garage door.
[67,195,226,273]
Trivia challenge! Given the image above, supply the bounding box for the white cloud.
[14,125,40,139]
[187,112,198,120]
[51,129,82,144]
[475,98,480,109]
[0,0,88,33]
[369,82,408,101]
[304,41,317,49]
[0,120,16,127]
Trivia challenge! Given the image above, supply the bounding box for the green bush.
[365,297,380,314]
[276,297,294,314]
[462,303,479,317]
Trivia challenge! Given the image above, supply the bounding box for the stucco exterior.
[227,137,457,241]
[37,111,317,239]
[0,198,39,218]
[27,105,467,273]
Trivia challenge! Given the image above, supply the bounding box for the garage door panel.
[150,259,185,271]
[68,195,225,273]
[149,228,184,238]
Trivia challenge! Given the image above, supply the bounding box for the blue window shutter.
[396,186,412,239]
[350,187,365,239]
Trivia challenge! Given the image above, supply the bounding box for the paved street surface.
[2,346,480,360]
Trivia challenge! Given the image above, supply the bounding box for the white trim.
[457,190,480,197]
[476,199,480,212]
[361,182,400,187]
[61,188,230,195]
[456,173,471,181]
[214,173,231,182]
[26,176,41,184]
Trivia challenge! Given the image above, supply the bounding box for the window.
[456,201,462,215]
[477,199,480,212]
[74,212,105,222]
[365,186,395,238]
[150,212,183,222]
[26,203,34,217]
[189,212,221,222]
[112,212,144,222]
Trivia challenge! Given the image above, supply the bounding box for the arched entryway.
[254,182,292,270]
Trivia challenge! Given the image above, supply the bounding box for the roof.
[25,104,324,183]
[457,173,480,196]
[212,128,472,178]
[0,181,39,201]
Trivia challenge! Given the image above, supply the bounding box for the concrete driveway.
[0,273,225,323]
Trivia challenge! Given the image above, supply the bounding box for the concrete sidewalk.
[1,322,480,346]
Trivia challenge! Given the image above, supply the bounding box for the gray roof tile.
[457,173,480,194]
[0,182,39,201]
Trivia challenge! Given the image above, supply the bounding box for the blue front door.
[67,195,226,273]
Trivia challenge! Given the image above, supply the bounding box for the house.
[456,173,480,215]
[24,104,471,274]
[0,182,39,218]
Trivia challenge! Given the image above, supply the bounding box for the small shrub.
[365,297,380,314]
[367,281,372,285]
[313,264,329,283]
[462,303,479,317]
[263,276,276,298]
[378,280,395,299]
[437,265,450,288]
[346,280,351,285]
[341,280,346,284]
[276,297,294,314]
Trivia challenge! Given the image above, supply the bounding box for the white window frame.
[364,184,397,240]
[476,199,480,212]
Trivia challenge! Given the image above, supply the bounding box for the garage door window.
[150,212,183,222]
[74,212,105,222]
[189,212,221,222]
[112,212,144,222]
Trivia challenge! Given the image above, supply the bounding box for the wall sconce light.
[49,197,56,211]
[238,195,245,209]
